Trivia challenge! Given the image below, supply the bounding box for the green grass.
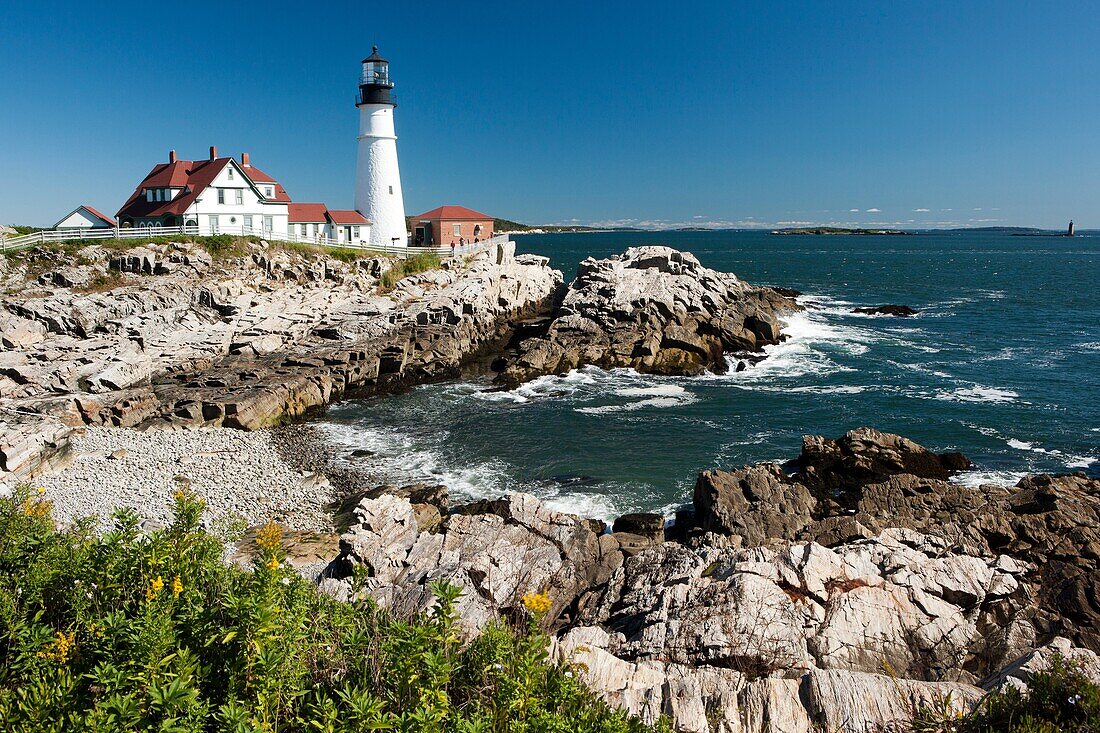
[0,487,666,733]
[272,241,366,264]
[3,235,389,267]
[379,252,442,292]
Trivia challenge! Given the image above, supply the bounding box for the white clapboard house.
[112,147,370,245]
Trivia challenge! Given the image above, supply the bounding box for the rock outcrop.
[1,239,561,490]
[853,304,917,317]
[496,246,796,385]
[324,427,1100,732]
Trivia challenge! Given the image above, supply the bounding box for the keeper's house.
[113,147,370,246]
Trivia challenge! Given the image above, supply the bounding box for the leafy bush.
[0,487,665,732]
[912,655,1100,733]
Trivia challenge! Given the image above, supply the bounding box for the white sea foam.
[936,386,1019,404]
[1066,456,1097,469]
[316,422,518,503]
[575,383,697,414]
[951,469,1028,488]
[1077,342,1100,351]
[473,368,601,404]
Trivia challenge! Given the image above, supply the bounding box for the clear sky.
[1,0,1097,229]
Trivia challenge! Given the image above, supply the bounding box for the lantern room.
[357,46,395,106]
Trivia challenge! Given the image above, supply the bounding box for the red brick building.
[410,205,494,247]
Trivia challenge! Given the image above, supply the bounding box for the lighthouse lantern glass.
[362,60,390,86]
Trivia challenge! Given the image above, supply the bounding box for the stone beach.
[35,425,336,532]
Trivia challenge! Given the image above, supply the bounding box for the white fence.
[0,225,510,261]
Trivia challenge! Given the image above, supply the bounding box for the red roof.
[288,203,329,223]
[82,205,117,226]
[116,156,291,220]
[327,209,369,225]
[412,205,492,220]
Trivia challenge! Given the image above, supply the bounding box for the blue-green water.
[318,230,1100,519]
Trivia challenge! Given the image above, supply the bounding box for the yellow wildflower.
[172,576,183,597]
[22,497,52,519]
[37,631,76,664]
[146,575,164,601]
[37,486,46,495]
[265,557,281,572]
[521,590,552,618]
[255,521,283,553]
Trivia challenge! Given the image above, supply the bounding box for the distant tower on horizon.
[355,47,407,247]
[1067,220,1075,237]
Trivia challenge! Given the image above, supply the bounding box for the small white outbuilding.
[54,205,116,231]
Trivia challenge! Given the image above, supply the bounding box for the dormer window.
[265,187,273,198]
[146,189,154,202]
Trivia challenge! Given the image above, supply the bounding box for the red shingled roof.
[327,209,369,225]
[412,205,492,220]
[288,203,329,223]
[116,156,291,220]
[81,205,116,226]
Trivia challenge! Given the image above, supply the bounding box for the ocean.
[316,229,1100,520]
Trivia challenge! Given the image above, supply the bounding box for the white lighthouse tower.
[355,47,407,247]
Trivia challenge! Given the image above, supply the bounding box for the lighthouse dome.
[361,45,387,65]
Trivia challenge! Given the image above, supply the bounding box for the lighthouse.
[355,47,407,247]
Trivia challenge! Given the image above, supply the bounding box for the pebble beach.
[35,425,340,532]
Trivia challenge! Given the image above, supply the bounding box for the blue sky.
[1,0,1097,229]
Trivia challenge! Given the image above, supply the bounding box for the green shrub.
[378,252,441,292]
[912,654,1100,733]
[0,487,665,732]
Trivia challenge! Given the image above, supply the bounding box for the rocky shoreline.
[6,240,1099,731]
[1,237,562,490]
[320,427,1100,732]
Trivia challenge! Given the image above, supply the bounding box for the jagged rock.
[853,304,917,317]
[796,426,971,499]
[693,463,816,545]
[980,637,1100,692]
[496,246,796,385]
[554,626,982,733]
[611,512,665,542]
[327,492,624,635]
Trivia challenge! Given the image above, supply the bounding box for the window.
[229,216,237,224]
[263,215,273,232]
[209,215,219,233]
[234,189,243,205]
[146,189,154,202]
[265,187,273,198]
[227,168,234,180]
[300,224,307,236]
[453,224,462,236]
[352,226,360,238]
[244,215,253,230]
[389,185,394,194]
[155,189,162,201]
[217,188,225,204]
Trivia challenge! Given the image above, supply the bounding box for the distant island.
[770,226,912,236]
[493,218,641,234]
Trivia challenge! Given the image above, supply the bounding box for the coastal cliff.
[0,238,561,489]
[496,246,796,385]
